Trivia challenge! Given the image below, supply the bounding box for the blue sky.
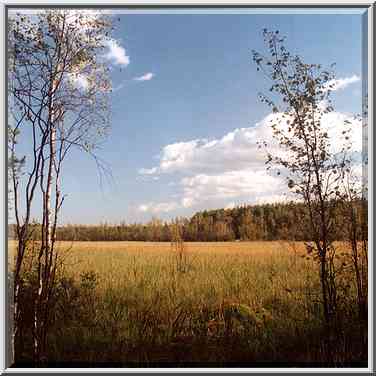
[12,9,365,224]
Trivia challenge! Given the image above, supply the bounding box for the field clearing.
[9,240,311,282]
[7,240,341,306]
[9,239,308,254]
[9,240,365,365]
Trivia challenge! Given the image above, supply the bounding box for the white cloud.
[103,39,130,66]
[139,123,272,176]
[137,169,287,215]
[324,75,360,92]
[134,72,154,81]
[138,167,158,175]
[139,109,361,177]
[138,101,362,214]
[112,83,125,92]
[138,201,179,214]
[180,169,285,209]
[323,111,362,153]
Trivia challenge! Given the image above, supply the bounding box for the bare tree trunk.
[320,252,330,322]
[349,203,367,320]
[46,125,56,255]
[34,80,57,364]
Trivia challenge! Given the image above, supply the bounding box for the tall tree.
[252,29,359,325]
[9,9,112,362]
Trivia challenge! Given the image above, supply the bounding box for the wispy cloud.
[111,83,125,92]
[138,201,179,214]
[103,39,130,66]
[112,72,155,92]
[324,74,360,92]
[138,167,158,175]
[134,72,154,81]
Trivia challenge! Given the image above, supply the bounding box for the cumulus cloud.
[138,102,362,215]
[140,110,361,177]
[103,39,130,66]
[322,111,362,152]
[139,122,273,176]
[138,169,288,214]
[179,169,286,209]
[134,72,154,81]
[324,75,360,92]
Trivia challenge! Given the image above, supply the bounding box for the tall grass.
[9,241,367,366]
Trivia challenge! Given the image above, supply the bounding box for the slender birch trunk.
[34,76,58,363]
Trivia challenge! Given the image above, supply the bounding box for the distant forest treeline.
[9,201,366,242]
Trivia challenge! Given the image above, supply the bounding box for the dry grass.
[9,240,314,300]
[9,240,366,366]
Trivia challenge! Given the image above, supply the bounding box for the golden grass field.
[9,240,365,365]
[7,240,343,320]
[10,240,315,297]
